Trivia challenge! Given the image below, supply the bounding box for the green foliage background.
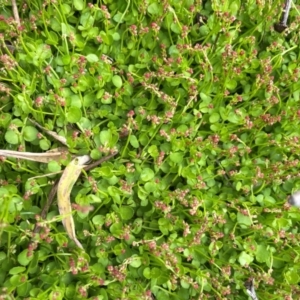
[0,0,300,299]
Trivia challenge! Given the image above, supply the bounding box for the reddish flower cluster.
[69,256,89,275]
[0,54,17,70]
[0,83,10,96]
[119,179,134,194]
[107,265,126,282]
[156,151,165,166]
[72,203,94,213]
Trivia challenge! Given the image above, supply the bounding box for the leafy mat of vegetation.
[0,0,300,299]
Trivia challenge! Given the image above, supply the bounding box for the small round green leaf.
[112,32,120,41]
[119,206,134,220]
[39,139,51,150]
[199,25,209,36]
[150,267,161,278]
[48,161,61,172]
[130,256,142,268]
[144,182,156,193]
[30,288,43,297]
[69,94,82,108]
[86,54,98,63]
[143,267,151,279]
[78,117,92,129]
[98,166,113,177]
[132,218,143,234]
[113,13,124,23]
[112,75,122,88]
[147,3,161,15]
[62,55,71,65]
[18,249,33,266]
[171,23,181,34]
[92,215,105,225]
[23,126,38,142]
[148,145,159,158]
[0,113,11,127]
[129,135,139,148]
[225,79,237,90]
[17,281,31,297]
[5,130,19,144]
[66,107,82,123]
[140,168,155,182]
[209,112,220,123]
[230,0,240,16]
[90,148,101,160]
[228,111,242,124]
[200,92,211,102]
[285,268,299,284]
[10,274,23,286]
[11,118,24,127]
[0,251,6,261]
[238,251,253,266]
[74,0,84,10]
[83,93,94,107]
[110,222,123,237]
[180,279,190,289]
[235,181,242,191]
[255,244,268,263]
[170,152,184,163]
[100,130,111,145]
[9,266,26,275]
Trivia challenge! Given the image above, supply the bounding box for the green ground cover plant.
[0,0,300,299]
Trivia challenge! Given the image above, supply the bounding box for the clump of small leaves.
[0,0,300,299]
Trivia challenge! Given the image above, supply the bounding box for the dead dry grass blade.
[0,148,70,163]
[29,118,68,146]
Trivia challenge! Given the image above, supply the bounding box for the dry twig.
[11,0,21,27]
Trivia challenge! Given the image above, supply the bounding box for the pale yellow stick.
[57,155,90,249]
[29,118,68,146]
[0,149,69,163]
